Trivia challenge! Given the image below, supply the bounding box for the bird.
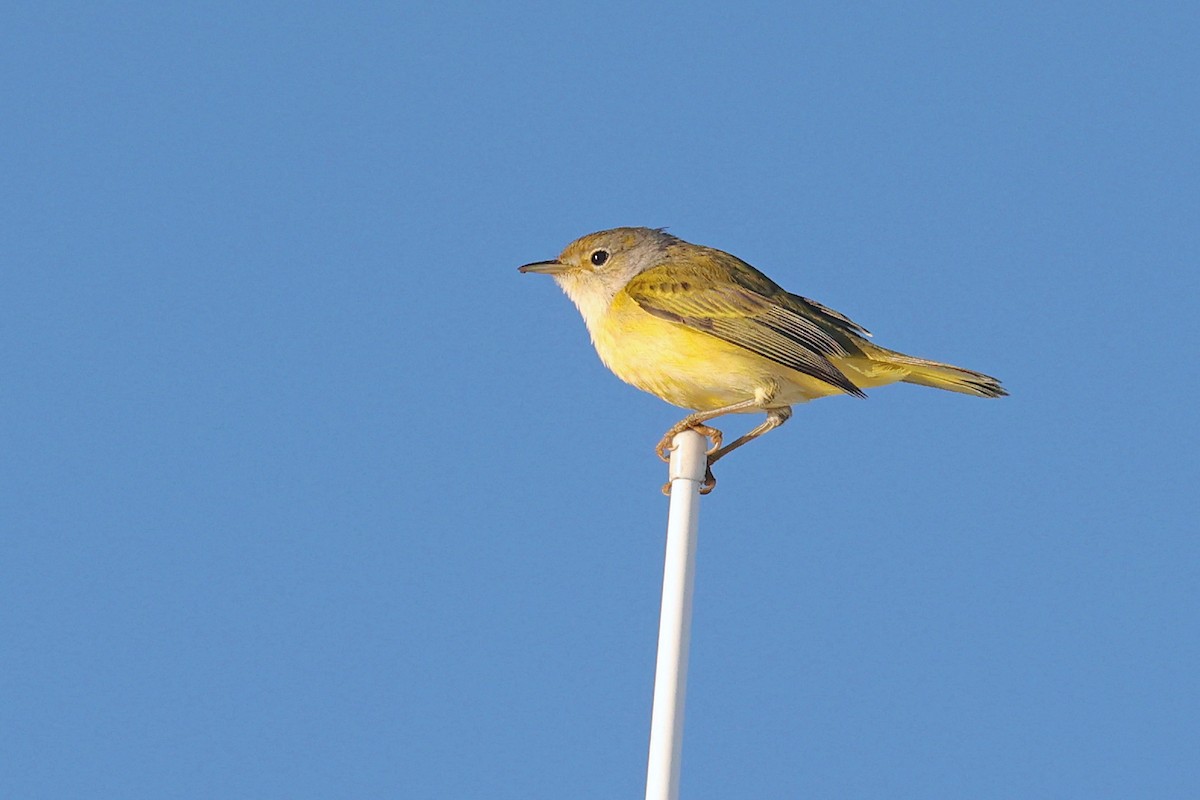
[519,227,1006,493]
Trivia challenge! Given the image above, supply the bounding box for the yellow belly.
[590,291,857,411]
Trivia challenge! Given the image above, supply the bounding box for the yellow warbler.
[520,227,1005,492]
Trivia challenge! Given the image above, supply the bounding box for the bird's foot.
[655,424,724,462]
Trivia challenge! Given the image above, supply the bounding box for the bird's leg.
[654,398,763,462]
[657,398,768,496]
[707,406,793,467]
[682,408,791,496]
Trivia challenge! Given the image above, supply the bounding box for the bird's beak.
[518,259,568,275]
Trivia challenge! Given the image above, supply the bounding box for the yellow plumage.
[594,289,844,411]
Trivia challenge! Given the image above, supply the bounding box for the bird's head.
[519,227,678,325]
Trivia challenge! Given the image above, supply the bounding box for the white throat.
[554,272,619,338]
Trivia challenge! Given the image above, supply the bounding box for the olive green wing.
[624,256,867,397]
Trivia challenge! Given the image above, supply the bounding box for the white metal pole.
[645,429,707,800]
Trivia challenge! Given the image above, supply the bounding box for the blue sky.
[2,2,1196,797]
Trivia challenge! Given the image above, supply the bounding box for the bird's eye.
[590,249,609,266]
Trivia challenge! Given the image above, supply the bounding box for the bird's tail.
[864,346,1007,398]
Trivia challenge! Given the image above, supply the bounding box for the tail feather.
[873,348,1007,398]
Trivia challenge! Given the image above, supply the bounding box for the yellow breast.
[588,289,839,411]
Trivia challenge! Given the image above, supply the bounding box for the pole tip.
[667,429,709,486]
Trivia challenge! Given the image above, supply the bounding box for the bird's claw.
[700,427,723,456]
[656,424,724,462]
